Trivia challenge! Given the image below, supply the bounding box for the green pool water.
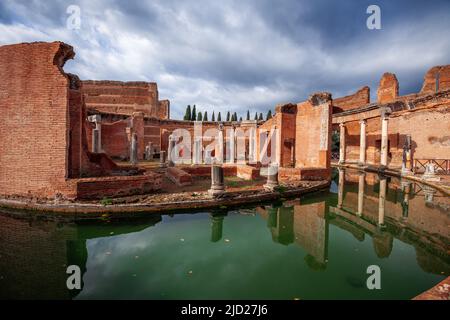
[0,169,448,299]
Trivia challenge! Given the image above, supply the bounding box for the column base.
[208,186,225,196]
[358,161,365,167]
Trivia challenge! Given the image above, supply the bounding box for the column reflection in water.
[357,172,365,216]
[337,168,345,209]
[378,177,387,227]
[400,180,411,221]
[210,213,226,242]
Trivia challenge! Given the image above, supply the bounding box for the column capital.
[339,122,345,128]
[359,119,367,125]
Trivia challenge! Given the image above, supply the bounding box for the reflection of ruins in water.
[257,168,450,274]
[0,212,162,299]
[0,169,448,299]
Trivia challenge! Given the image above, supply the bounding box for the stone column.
[130,133,138,165]
[159,150,167,168]
[217,126,224,164]
[264,164,279,191]
[359,119,366,166]
[339,123,346,164]
[248,127,256,164]
[380,116,389,168]
[208,165,225,196]
[88,115,102,153]
[337,168,345,209]
[228,128,235,164]
[193,138,202,165]
[401,135,413,175]
[145,142,153,160]
[378,177,387,226]
[357,172,365,216]
[167,135,175,167]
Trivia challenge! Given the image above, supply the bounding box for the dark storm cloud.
[0,0,449,119]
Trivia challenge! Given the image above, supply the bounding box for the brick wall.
[333,86,370,113]
[82,80,170,119]
[295,93,332,170]
[377,73,399,104]
[0,42,74,198]
[421,65,450,94]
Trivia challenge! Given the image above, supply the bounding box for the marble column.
[339,123,346,164]
[167,135,175,167]
[88,115,102,153]
[130,133,138,165]
[378,177,387,226]
[248,127,256,164]
[264,164,279,191]
[228,128,235,164]
[401,135,413,175]
[359,119,366,166]
[337,168,345,209]
[193,138,202,165]
[217,127,224,164]
[208,165,225,196]
[380,116,389,168]
[357,172,365,216]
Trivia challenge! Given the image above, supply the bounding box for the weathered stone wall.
[338,93,450,168]
[0,42,162,200]
[377,73,399,104]
[82,80,170,119]
[295,93,332,169]
[421,65,450,94]
[0,42,75,198]
[333,86,370,113]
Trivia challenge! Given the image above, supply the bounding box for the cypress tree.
[204,111,208,121]
[197,111,203,121]
[184,105,191,120]
[226,111,231,122]
[266,110,272,120]
[246,110,250,120]
[259,113,263,121]
[217,112,222,121]
[233,112,238,121]
[239,116,242,122]
[212,111,215,122]
[192,105,197,121]
[254,112,258,120]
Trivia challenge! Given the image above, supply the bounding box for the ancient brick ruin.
[334,65,450,171]
[0,41,449,203]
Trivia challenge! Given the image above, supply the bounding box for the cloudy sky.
[1,0,449,119]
